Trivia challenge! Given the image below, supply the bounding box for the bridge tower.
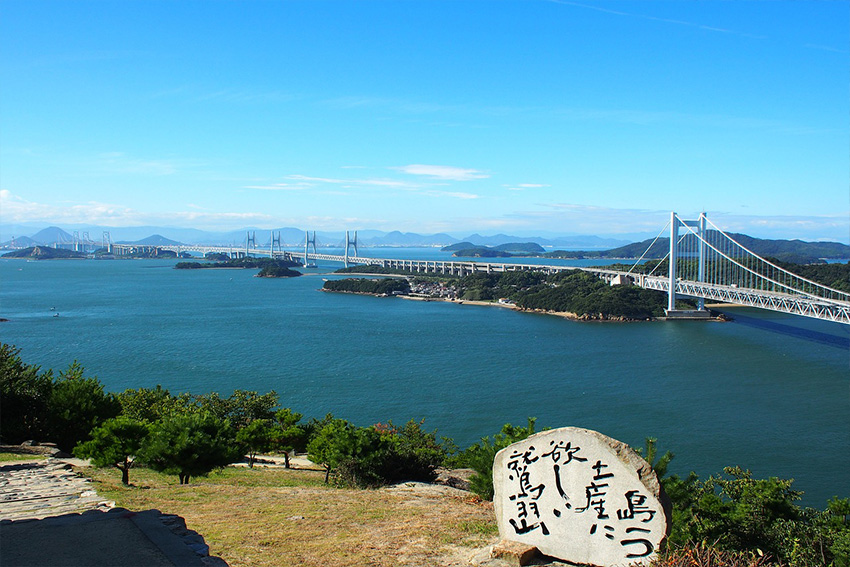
[666,212,709,319]
[303,231,317,267]
[246,231,257,258]
[102,231,112,254]
[270,231,282,258]
[344,230,358,268]
[72,231,80,252]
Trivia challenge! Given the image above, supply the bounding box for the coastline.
[330,290,725,323]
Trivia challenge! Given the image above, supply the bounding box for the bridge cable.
[701,219,848,301]
[679,222,849,303]
[627,220,671,275]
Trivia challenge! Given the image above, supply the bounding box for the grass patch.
[79,465,497,567]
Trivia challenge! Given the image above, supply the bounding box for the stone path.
[0,458,228,566]
[0,459,113,521]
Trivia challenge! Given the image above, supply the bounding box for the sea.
[1,249,848,506]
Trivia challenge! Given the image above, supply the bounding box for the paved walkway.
[0,458,227,567]
[0,459,112,521]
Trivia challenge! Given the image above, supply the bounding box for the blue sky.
[2,0,848,241]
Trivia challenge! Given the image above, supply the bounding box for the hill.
[128,234,182,246]
[441,242,475,252]
[546,232,850,263]
[1,236,38,249]
[443,242,544,255]
[30,227,74,245]
[451,248,513,258]
[491,242,545,254]
[2,246,85,259]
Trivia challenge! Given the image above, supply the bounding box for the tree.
[274,408,307,468]
[141,413,241,484]
[194,390,278,429]
[0,344,53,443]
[117,385,194,422]
[47,362,121,452]
[306,418,389,486]
[74,417,150,485]
[236,419,278,467]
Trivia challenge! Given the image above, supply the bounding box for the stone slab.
[493,427,670,567]
[491,539,539,566]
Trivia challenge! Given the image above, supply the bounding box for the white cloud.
[423,190,479,200]
[504,183,551,191]
[0,189,274,229]
[393,164,489,181]
[254,174,419,190]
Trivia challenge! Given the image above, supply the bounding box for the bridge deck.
[145,245,849,325]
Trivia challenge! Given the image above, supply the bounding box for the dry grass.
[654,543,782,567]
[80,466,498,567]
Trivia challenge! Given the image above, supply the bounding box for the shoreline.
[328,289,727,323]
[400,295,650,322]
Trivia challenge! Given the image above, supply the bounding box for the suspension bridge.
[124,215,849,325]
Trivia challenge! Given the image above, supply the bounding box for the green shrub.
[47,362,122,452]
[0,344,53,443]
[452,417,538,500]
[307,418,446,488]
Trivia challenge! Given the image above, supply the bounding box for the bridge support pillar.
[664,211,710,320]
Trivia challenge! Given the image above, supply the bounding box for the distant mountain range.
[547,232,850,264]
[0,224,630,250]
[2,224,847,263]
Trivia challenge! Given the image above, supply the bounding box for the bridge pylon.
[246,231,257,258]
[344,230,358,268]
[270,231,282,258]
[303,231,317,267]
[666,212,710,319]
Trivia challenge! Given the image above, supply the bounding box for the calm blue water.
[1,255,848,506]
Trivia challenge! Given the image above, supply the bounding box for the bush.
[307,418,446,488]
[452,417,538,500]
[373,419,447,484]
[664,466,850,566]
[307,418,387,486]
[47,362,122,452]
[0,344,53,443]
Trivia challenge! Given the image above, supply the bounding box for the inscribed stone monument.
[493,427,670,567]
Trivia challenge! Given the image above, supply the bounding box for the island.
[322,278,410,296]
[175,257,302,278]
[327,266,689,321]
[2,246,86,260]
[441,242,545,257]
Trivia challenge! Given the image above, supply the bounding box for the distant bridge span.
[145,213,849,325]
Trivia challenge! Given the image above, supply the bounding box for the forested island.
[2,246,86,259]
[327,268,689,320]
[175,257,302,277]
[322,278,410,296]
[441,242,545,257]
[330,257,848,320]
